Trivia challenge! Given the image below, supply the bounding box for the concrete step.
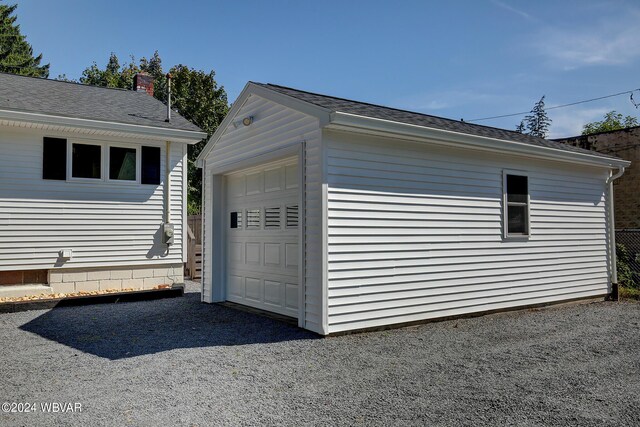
[0,284,53,299]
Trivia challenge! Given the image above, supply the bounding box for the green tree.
[582,111,639,135]
[523,96,551,138]
[78,52,228,213]
[0,3,49,77]
[515,120,526,134]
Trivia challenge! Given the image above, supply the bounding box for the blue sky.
[10,0,640,137]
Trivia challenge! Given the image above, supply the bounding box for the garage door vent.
[286,205,299,228]
[265,207,281,229]
[246,208,261,229]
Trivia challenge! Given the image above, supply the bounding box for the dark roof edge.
[553,125,640,140]
[261,82,546,143]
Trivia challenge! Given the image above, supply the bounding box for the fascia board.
[0,108,207,144]
[328,112,631,169]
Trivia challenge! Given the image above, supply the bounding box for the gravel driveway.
[1,281,639,426]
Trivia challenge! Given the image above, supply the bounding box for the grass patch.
[620,287,640,300]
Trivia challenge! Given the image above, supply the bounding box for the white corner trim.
[0,109,207,144]
[328,112,631,169]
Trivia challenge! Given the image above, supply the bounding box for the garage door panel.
[225,158,299,318]
[264,243,281,266]
[245,277,262,302]
[245,243,261,265]
[285,243,298,269]
[264,280,282,306]
[286,283,298,310]
[228,275,244,299]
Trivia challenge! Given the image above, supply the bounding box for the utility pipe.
[606,167,625,288]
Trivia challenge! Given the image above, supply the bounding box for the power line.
[466,88,640,122]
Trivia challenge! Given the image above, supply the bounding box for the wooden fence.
[185,214,202,280]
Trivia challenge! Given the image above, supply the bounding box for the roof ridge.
[0,71,147,94]
[261,82,550,144]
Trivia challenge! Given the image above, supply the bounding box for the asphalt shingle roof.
[0,72,202,132]
[255,83,621,161]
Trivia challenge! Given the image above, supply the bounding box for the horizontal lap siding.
[325,131,610,333]
[203,95,323,333]
[0,127,185,270]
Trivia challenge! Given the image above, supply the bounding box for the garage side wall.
[324,130,610,333]
[202,94,324,333]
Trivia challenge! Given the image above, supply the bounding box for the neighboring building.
[197,82,629,335]
[0,72,206,298]
[554,126,640,229]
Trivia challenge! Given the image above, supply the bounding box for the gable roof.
[255,83,622,162]
[198,82,630,168]
[0,72,203,134]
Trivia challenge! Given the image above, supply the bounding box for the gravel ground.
[1,281,639,426]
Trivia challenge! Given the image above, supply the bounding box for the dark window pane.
[141,146,161,185]
[230,212,239,229]
[72,143,101,179]
[109,147,136,181]
[43,137,67,180]
[507,204,527,234]
[507,174,528,203]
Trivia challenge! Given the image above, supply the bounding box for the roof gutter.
[0,108,207,144]
[327,112,631,169]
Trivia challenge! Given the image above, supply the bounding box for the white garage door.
[225,158,300,317]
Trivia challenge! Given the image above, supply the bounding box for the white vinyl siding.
[324,130,610,333]
[0,126,186,269]
[202,94,323,333]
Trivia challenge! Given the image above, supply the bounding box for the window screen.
[230,211,242,229]
[141,146,161,185]
[286,205,299,228]
[42,137,67,180]
[505,174,529,236]
[72,143,101,179]
[109,146,136,181]
[265,207,281,229]
[246,209,261,229]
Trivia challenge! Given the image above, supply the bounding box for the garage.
[224,158,300,317]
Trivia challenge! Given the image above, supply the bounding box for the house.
[554,126,640,229]
[555,126,640,282]
[197,82,629,335]
[0,72,206,298]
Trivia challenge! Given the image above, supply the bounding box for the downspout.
[607,166,625,299]
[165,141,172,224]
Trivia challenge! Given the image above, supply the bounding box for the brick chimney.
[134,73,154,96]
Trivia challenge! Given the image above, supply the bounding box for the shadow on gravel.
[19,291,317,360]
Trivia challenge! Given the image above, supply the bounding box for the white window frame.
[502,169,531,240]
[106,143,141,184]
[66,140,142,184]
[67,140,104,182]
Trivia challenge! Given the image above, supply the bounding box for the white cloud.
[547,107,610,138]
[532,9,640,69]
[490,0,537,22]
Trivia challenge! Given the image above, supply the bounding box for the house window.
[71,143,101,179]
[109,146,137,181]
[42,137,67,180]
[504,172,529,237]
[141,146,161,185]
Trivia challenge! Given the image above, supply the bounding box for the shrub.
[617,243,639,289]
